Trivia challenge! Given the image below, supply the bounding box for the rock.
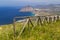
[20,6,34,12]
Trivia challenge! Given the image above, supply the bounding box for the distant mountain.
[20,6,34,12]
[34,4,60,9]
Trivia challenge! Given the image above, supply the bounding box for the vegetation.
[0,20,60,40]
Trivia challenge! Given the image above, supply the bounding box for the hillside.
[0,20,60,40]
[34,4,60,15]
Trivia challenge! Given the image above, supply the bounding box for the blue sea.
[0,7,35,25]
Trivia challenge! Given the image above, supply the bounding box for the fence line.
[13,15,60,40]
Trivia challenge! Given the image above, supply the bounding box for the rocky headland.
[20,5,60,16]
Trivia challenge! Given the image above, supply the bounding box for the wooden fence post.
[59,16,60,20]
[13,18,16,40]
[45,16,48,23]
[34,17,39,26]
[42,17,45,24]
[17,19,29,39]
[37,16,40,26]
[51,16,54,23]
[47,17,49,23]
[57,16,59,21]
[38,16,42,25]
[52,16,54,22]
[29,18,34,27]
[54,16,57,22]
[27,17,34,37]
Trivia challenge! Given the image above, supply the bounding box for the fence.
[13,15,60,40]
[0,15,60,40]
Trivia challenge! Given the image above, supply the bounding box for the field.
[0,20,60,40]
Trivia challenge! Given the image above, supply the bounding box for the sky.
[0,0,60,6]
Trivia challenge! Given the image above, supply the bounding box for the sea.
[0,7,35,25]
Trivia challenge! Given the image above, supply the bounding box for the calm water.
[0,7,35,25]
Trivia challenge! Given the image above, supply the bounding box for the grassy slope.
[0,21,60,40]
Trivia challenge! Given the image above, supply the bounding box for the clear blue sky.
[0,0,60,6]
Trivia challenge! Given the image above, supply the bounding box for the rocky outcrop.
[20,6,34,12]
